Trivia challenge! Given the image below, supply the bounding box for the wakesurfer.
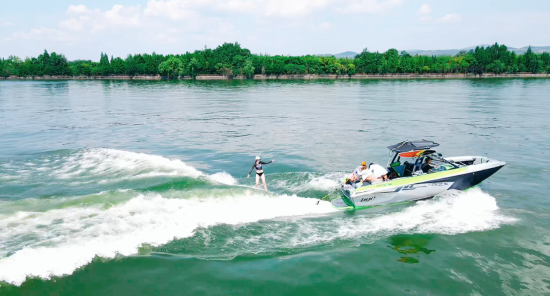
[247,156,274,190]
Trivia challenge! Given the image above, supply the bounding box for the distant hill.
[316,51,359,58]
[406,45,550,56]
[508,46,550,55]
[334,51,359,58]
[316,46,549,58]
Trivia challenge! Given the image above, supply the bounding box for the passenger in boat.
[421,157,434,173]
[361,163,389,182]
[247,156,274,190]
[354,162,367,177]
[345,162,367,185]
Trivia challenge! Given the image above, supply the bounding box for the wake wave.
[208,172,238,185]
[0,191,335,286]
[269,172,346,193]
[0,188,515,286]
[158,188,517,258]
[336,188,516,237]
[0,148,202,186]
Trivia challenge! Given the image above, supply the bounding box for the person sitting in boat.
[360,163,389,182]
[421,157,434,173]
[346,161,367,184]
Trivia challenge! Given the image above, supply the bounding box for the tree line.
[1,42,549,79]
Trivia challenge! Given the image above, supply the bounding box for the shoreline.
[1,73,548,81]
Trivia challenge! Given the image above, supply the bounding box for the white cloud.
[418,5,461,24]
[143,0,331,19]
[264,0,330,17]
[103,4,141,27]
[418,3,430,15]
[336,0,403,14]
[312,21,332,31]
[59,4,142,34]
[215,0,258,13]
[11,27,71,42]
[10,3,144,44]
[2,0,549,61]
[67,4,92,14]
[143,0,398,20]
[152,28,180,43]
[59,18,84,31]
[144,0,203,20]
[437,13,461,24]
[219,21,235,34]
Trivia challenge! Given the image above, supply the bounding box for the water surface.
[0,79,549,295]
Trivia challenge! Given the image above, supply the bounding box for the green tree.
[347,63,356,77]
[3,42,548,78]
[187,57,200,79]
[243,59,255,78]
[215,63,232,76]
[158,56,184,78]
[99,52,111,75]
[524,46,536,72]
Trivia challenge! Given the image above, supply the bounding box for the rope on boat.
[317,188,339,205]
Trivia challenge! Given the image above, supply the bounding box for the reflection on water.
[35,81,70,97]
[388,234,436,264]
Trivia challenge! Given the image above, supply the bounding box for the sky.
[1,0,549,61]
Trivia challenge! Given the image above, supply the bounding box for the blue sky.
[1,0,549,60]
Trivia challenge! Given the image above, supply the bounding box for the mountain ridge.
[321,45,549,58]
[406,45,550,56]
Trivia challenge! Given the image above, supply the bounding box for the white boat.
[331,140,505,210]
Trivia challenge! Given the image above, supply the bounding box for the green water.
[0,79,549,295]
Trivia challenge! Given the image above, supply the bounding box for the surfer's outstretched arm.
[247,164,255,178]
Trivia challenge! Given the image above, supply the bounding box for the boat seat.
[391,165,406,177]
[403,162,415,176]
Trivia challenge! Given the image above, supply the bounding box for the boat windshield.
[387,150,458,178]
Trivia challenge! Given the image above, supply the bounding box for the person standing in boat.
[247,156,274,190]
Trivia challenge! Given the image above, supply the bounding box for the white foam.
[299,172,347,191]
[150,188,518,259]
[0,154,517,287]
[294,188,517,246]
[208,172,238,185]
[0,192,334,286]
[304,177,340,191]
[1,149,245,188]
[52,148,202,180]
[271,172,346,192]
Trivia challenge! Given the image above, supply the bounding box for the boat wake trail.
[0,191,335,286]
[157,188,517,260]
[0,149,516,286]
[0,148,202,184]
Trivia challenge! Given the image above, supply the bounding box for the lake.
[0,78,549,295]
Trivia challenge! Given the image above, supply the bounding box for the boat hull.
[332,156,505,210]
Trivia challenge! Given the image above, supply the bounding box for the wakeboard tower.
[328,140,505,210]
